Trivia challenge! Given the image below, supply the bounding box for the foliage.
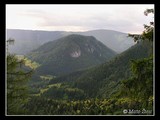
[16,55,41,70]
[114,56,153,109]
[128,9,154,43]
[7,54,33,115]
[41,83,86,100]
[114,8,154,111]
[24,96,152,115]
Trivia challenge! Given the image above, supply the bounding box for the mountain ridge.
[6,29,135,54]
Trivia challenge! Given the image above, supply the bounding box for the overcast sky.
[6,4,154,33]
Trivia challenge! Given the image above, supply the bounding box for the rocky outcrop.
[70,50,81,58]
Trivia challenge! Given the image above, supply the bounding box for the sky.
[6,4,154,34]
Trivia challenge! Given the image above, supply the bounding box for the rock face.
[27,34,117,76]
[70,50,81,58]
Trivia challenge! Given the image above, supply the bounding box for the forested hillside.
[24,40,153,115]
[46,40,152,99]
[27,34,116,77]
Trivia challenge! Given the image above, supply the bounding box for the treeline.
[24,96,152,115]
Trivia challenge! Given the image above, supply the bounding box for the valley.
[7,30,153,115]
[6,5,154,116]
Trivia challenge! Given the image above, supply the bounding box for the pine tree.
[7,40,33,115]
[118,8,154,110]
[128,9,154,43]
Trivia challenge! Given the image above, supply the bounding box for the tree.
[128,8,154,43]
[137,8,153,56]
[7,41,33,115]
[118,8,154,109]
[120,56,153,108]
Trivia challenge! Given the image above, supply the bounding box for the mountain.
[6,29,65,55]
[27,34,117,77]
[46,41,152,99]
[6,29,135,55]
[68,29,135,53]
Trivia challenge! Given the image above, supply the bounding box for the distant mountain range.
[6,29,135,54]
[27,34,116,76]
[6,29,65,55]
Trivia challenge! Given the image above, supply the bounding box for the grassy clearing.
[40,75,54,80]
[48,83,62,88]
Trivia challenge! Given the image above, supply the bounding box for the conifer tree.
[119,8,154,109]
[7,40,33,115]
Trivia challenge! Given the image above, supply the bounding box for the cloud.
[35,13,144,33]
[6,4,154,33]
